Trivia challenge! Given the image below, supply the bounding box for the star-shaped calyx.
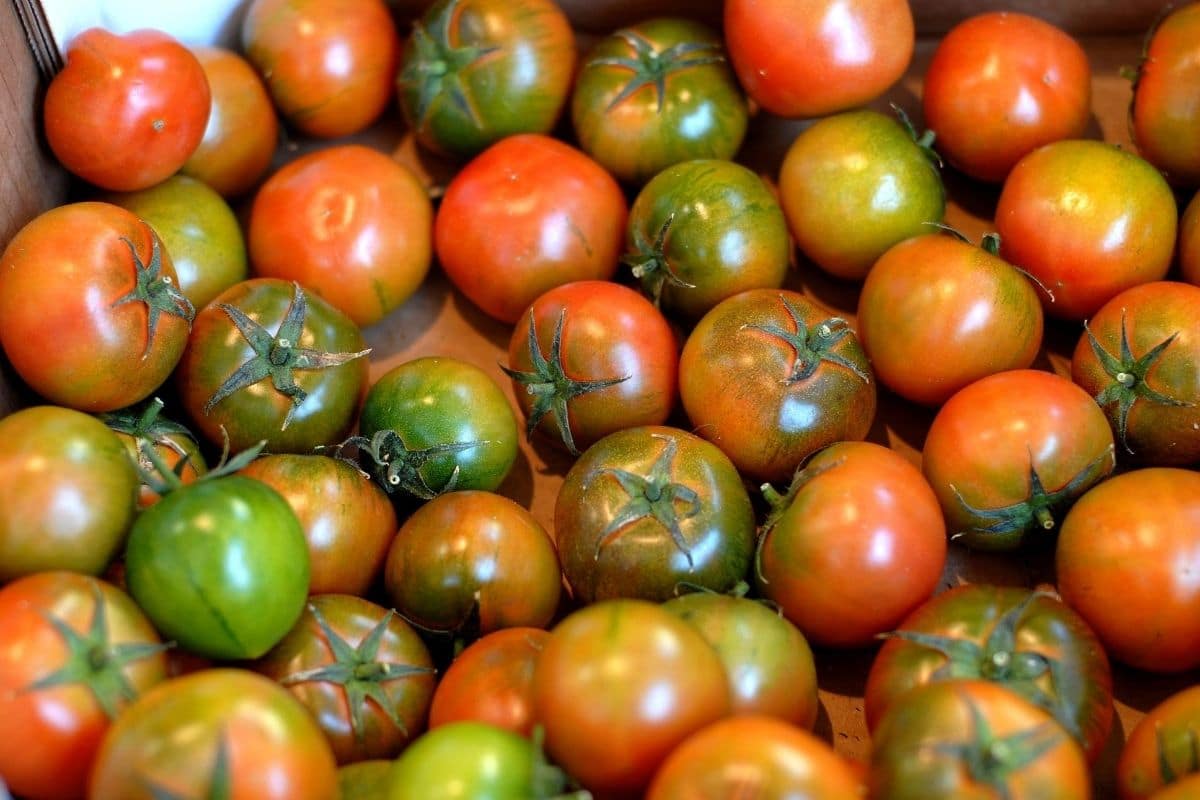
[336,428,484,500]
[621,212,695,306]
[589,29,725,113]
[145,732,232,800]
[204,282,370,430]
[501,309,629,456]
[111,236,195,359]
[742,295,870,385]
[1083,310,1193,455]
[100,397,198,474]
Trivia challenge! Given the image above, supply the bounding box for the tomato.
[0,573,166,800]
[248,145,433,328]
[623,159,790,320]
[555,426,755,603]
[571,17,747,185]
[778,108,945,281]
[383,491,560,636]
[996,139,1177,320]
[1130,2,1200,187]
[1056,468,1200,673]
[102,174,248,310]
[241,0,399,138]
[533,600,730,795]
[1151,775,1200,800]
[124,474,310,660]
[435,134,627,324]
[1118,685,1200,799]
[397,0,575,158]
[857,231,1044,405]
[865,585,1114,763]
[239,454,396,596]
[646,715,862,800]
[89,669,339,800]
[338,760,392,800]
[922,12,1091,182]
[922,369,1115,550]
[868,680,1090,800]
[181,46,279,198]
[356,357,518,498]
[0,406,138,582]
[1071,281,1200,465]
[1179,191,1200,288]
[427,628,548,736]
[679,289,876,484]
[43,28,210,191]
[504,281,678,456]
[176,278,370,454]
[255,595,435,764]
[99,397,208,509]
[0,202,194,412]
[661,593,818,728]
[756,441,945,647]
[724,0,915,118]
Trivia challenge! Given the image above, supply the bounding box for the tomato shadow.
[811,645,876,757]
[495,445,536,510]
[363,269,454,369]
[865,385,936,463]
[1092,711,1127,798]
[942,543,1057,590]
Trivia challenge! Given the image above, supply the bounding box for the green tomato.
[388,722,558,800]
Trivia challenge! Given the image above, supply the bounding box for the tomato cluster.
[2,0,1200,798]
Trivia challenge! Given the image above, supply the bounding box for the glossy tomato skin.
[555,426,755,603]
[89,669,339,800]
[44,28,210,191]
[1118,686,1200,799]
[249,145,433,328]
[865,585,1114,763]
[646,715,862,800]
[679,289,876,485]
[427,627,548,736]
[0,202,192,412]
[1183,192,1200,286]
[572,17,748,185]
[397,0,575,158]
[757,441,946,647]
[384,491,560,635]
[533,600,731,795]
[239,454,397,596]
[661,593,818,729]
[435,134,627,323]
[0,573,167,800]
[338,760,392,800]
[857,233,1044,405]
[996,139,1177,320]
[241,0,399,138]
[922,12,1090,182]
[0,407,138,582]
[386,722,551,800]
[1056,468,1200,673]
[922,369,1115,550]
[1131,3,1200,187]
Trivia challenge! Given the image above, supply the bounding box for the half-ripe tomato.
[428,627,548,736]
[43,28,210,191]
[996,139,1177,320]
[1118,685,1200,799]
[1130,2,1200,187]
[435,134,627,324]
[89,669,339,800]
[1181,191,1200,286]
[724,0,914,118]
[241,0,399,138]
[922,369,1115,550]
[338,760,391,800]
[99,397,207,509]
[922,12,1091,182]
[1056,468,1200,673]
[0,202,194,412]
[0,572,167,800]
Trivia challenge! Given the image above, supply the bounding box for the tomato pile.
[1,0,1199,798]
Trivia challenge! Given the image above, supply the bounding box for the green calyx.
[137,431,264,496]
[589,29,725,113]
[338,428,484,499]
[204,282,370,430]
[145,733,232,800]
[1084,310,1192,456]
[742,295,870,386]
[501,309,629,456]
[892,103,943,168]
[100,396,198,475]
[622,212,695,306]
[111,236,195,359]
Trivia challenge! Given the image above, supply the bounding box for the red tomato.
[427,627,548,736]
[1118,685,1200,799]
[43,28,210,191]
[724,0,915,118]
[1130,2,1200,187]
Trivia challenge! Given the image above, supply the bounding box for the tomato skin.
[1118,686,1200,799]
[1181,191,1200,287]
[435,134,627,324]
[857,233,1044,406]
[1150,775,1200,800]
[922,12,1091,182]
[89,669,339,800]
[996,139,1177,320]
[428,627,548,736]
[1056,468,1200,673]
[0,572,167,800]
[43,28,210,191]
[241,0,399,138]
[0,202,192,413]
[1131,3,1200,187]
[724,0,914,118]
[338,760,392,800]
[386,722,549,800]
[0,407,138,582]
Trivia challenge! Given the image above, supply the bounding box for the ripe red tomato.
[1118,685,1200,799]
[1130,3,1200,187]
[724,0,915,118]
[428,627,548,736]
[435,134,627,323]
[922,12,1091,182]
[43,28,210,191]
